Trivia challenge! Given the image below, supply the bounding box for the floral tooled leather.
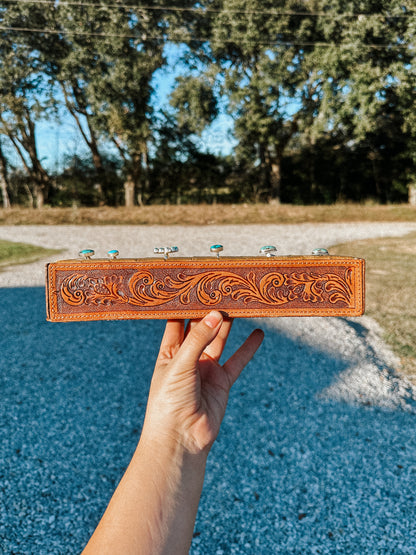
[46,257,364,321]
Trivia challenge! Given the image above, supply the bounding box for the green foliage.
[148,116,234,204]
[51,154,124,207]
[0,0,415,206]
[170,76,219,134]
[0,2,56,206]
[202,0,329,200]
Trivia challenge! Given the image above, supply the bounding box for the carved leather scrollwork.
[60,268,353,309]
[61,274,128,306]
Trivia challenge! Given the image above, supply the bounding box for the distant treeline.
[0,1,415,208]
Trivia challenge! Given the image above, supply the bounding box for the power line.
[0,24,412,50]
[0,0,415,19]
[0,24,143,38]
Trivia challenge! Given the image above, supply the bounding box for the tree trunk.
[409,185,416,206]
[124,177,135,207]
[264,144,282,204]
[126,153,144,207]
[24,184,34,208]
[0,175,10,209]
[369,150,386,203]
[32,167,50,209]
[35,186,45,209]
[142,149,150,205]
[0,144,11,209]
[269,161,281,204]
[135,154,145,207]
[62,82,105,174]
[308,140,317,201]
[137,191,144,207]
[20,114,52,208]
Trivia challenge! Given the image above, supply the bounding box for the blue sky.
[32,44,236,171]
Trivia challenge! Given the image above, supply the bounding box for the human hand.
[141,311,264,455]
[82,311,263,554]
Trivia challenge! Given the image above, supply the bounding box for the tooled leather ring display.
[46,256,365,322]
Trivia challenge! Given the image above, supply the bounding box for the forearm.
[82,314,263,554]
[82,431,208,555]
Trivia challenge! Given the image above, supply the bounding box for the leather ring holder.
[46,255,365,322]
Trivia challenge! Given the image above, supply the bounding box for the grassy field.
[0,203,415,225]
[0,240,60,268]
[332,231,416,380]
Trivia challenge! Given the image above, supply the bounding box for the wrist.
[141,397,216,456]
[138,420,210,464]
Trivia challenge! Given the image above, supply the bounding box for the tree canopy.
[0,0,415,207]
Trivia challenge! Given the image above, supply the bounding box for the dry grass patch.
[331,231,416,381]
[1,203,416,225]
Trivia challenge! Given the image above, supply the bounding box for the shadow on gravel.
[1,288,416,554]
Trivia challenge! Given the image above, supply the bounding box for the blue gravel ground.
[2,286,416,554]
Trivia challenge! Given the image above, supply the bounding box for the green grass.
[331,231,416,378]
[0,240,61,267]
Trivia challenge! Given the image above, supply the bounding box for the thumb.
[175,311,223,369]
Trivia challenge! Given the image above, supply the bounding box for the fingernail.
[204,311,222,329]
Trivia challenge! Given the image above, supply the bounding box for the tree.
[309,0,416,202]
[0,137,11,208]
[170,0,415,203]
[0,3,56,207]
[147,112,219,203]
[169,0,331,202]
[45,1,198,206]
[51,153,123,207]
[1,0,414,207]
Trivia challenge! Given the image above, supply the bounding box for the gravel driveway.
[1,222,416,554]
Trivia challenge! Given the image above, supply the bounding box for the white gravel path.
[1,221,416,286]
[2,221,416,554]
